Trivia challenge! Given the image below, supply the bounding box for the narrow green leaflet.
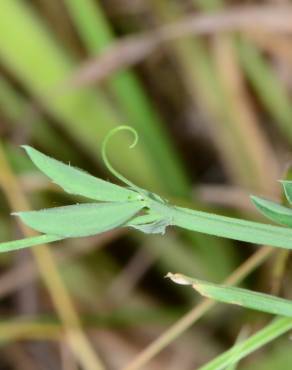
[167,273,292,317]
[13,201,143,237]
[281,180,292,204]
[0,234,63,252]
[251,195,292,227]
[22,146,140,202]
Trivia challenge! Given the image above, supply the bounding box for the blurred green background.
[0,0,292,369]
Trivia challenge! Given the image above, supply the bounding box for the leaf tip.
[165,272,192,285]
[11,212,20,217]
[20,145,31,151]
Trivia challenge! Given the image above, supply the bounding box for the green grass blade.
[251,196,292,227]
[197,317,292,370]
[167,273,292,317]
[14,201,143,237]
[22,145,140,202]
[0,234,63,252]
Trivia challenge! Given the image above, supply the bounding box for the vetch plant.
[2,125,292,253]
[3,125,292,368]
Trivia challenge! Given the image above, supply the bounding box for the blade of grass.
[197,317,292,370]
[123,246,274,370]
[240,340,292,370]
[167,273,292,317]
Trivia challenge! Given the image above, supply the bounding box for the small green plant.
[2,125,292,252]
[3,125,292,368]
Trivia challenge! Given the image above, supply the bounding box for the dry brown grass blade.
[65,5,292,88]
[0,144,105,370]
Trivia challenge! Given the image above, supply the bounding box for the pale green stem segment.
[0,234,63,252]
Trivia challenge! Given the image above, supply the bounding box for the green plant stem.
[0,143,104,370]
[3,193,292,252]
[148,199,292,249]
[0,234,63,252]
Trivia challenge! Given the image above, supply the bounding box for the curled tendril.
[102,125,143,196]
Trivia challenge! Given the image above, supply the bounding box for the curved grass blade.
[0,234,63,252]
[281,180,292,204]
[167,273,292,317]
[13,201,143,237]
[251,196,292,227]
[22,146,140,202]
